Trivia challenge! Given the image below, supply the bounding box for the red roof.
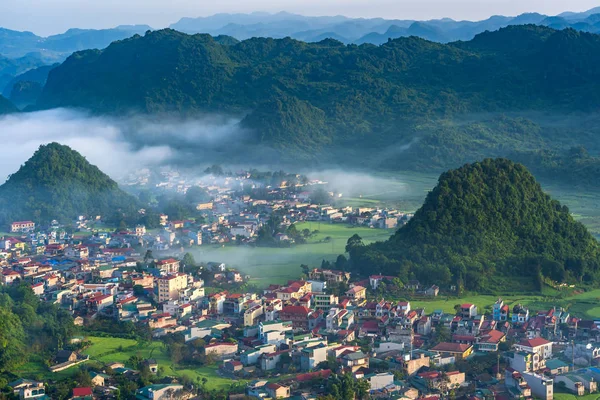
[157,258,179,265]
[296,369,332,382]
[72,387,93,397]
[461,303,474,308]
[281,305,310,315]
[519,337,551,348]
[480,329,505,344]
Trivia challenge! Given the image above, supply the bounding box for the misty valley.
[3,4,600,400]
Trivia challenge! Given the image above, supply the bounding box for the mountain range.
[0,25,152,59]
[34,26,600,176]
[1,7,599,95]
[170,8,600,44]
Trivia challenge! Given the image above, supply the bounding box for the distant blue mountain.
[169,8,600,45]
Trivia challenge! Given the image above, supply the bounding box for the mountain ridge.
[36,26,600,155]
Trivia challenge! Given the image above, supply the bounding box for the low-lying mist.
[0,108,277,182]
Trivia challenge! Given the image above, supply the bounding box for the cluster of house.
[10,368,188,400]
[8,219,600,400]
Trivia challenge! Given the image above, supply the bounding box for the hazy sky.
[1,0,598,36]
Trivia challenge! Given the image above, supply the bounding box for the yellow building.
[157,273,188,303]
[430,342,473,361]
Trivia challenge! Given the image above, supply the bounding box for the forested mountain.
[37,27,600,155]
[0,143,153,226]
[0,94,16,114]
[2,63,58,98]
[0,25,152,59]
[346,159,600,292]
[0,53,49,94]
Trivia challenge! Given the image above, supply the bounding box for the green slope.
[347,159,600,291]
[0,143,151,225]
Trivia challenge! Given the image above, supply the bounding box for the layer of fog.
[0,108,255,182]
[0,107,439,210]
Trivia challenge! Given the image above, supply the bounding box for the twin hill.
[0,143,149,226]
[346,159,600,292]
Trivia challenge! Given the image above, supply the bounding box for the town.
[0,169,597,400]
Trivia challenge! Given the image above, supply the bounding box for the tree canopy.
[348,159,600,291]
[0,142,156,226]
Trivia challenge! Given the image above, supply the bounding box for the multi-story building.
[308,268,350,284]
[209,292,227,314]
[300,344,328,371]
[259,320,293,345]
[515,338,553,360]
[280,306,311,330]
[341,350,369,373]
[326,308,354,331]
[345,285,366,302]
[461,303,478,319]
[11,221,35,233]
[65,245,89,259]
[155,258,180,274]
[157,273,188,303]
[244,305,264,326]
[493,298,510,321]
[313,293,338,311]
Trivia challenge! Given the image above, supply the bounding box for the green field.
[408,289,600,319]
[554,394,600,400]
[191,222,394,287]
[79,337,238,391]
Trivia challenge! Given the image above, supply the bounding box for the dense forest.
[0,284,75,374]
[346,159,600,292]
[0,94,16,114]
[0,143,157,226]
[33,26,600,185]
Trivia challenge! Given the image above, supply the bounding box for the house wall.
[522,372,554,400]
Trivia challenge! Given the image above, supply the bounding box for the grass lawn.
[78,337,242,391]
[409,288,600,319]
[554,394,600,400]
[190,222,394,288]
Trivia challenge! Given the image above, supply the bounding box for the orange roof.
[431,342,472,353]
[519,337,551,348]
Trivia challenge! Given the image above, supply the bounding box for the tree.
[311,187,330,205]
[433,324,451,345]
[186,186,211,204]
[143,249,154,263]
[133,285,145,297]
[346,234,364,253]
[182,253,196,269]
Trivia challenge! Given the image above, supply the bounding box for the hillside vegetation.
[0,94,16,114]
[0,143,154,226]
[36,26,600,161]
[346,159,600,292]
